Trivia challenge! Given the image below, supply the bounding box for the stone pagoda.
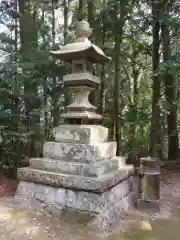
[15,20,135,229]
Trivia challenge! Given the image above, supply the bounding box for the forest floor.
[0,166,180,240]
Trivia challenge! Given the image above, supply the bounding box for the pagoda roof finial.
[75,20,92,41]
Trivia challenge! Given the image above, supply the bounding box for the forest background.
[0,0,180,174]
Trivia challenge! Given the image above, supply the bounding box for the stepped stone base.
[29,156,126,177]
[15,124,136,229]
[17,166,133,193]
[15,170,135,229]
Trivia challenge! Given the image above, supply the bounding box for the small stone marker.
[137,157,160,209]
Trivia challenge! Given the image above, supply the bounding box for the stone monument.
[137,157,160,209]
[15,20,135,229]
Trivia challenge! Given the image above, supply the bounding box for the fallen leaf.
[140,220,152,231]
[111,236,121,240]
[10,211,25,219]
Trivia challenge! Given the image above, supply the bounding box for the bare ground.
[0,168,180,240]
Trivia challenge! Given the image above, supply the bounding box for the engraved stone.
[52,125,108,144]
[43,141,117,162]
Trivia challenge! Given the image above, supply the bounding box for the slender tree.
[149,0,163,159]
[18,0,40,157]
[161,0,179,161]
[113,0,126,155]
[78,0,86,21]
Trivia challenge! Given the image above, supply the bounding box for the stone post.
[137,157,160,209]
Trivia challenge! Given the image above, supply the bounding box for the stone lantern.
[15,20,135,229]
[50,20,110,121]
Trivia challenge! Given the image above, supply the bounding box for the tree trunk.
[149,0,163,159]
[127,46,140,158]
[8,0,21,171]
[78,0,86,21]
[42,8,48,137]
[99,64,105,116]
[18,0,40,157]
[161,1,179,161]
[99,10,106,117]
[113,0,126,155]
[64,0,68,45]
[51,2,59,127]
[63,0,70,111]
[87,0,96,106]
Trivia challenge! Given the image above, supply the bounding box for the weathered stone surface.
[52,124,108,144]
[29,156,125,177]
[15,178,131,213]
[93,193,133,229]
[17,165,134,193]
[63,72,100,86]
[66,86,96,111]
[15,176,135,229]
[140,157,160,174]
[15,18,136,230]
[43,141,117,163]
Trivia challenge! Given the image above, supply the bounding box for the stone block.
[60,208,96,224]
[43,141,117,163]
[15,181,35,201]
[62,179,130,212]
[52,124,108,144]
[17,165,134,193]
[15,179,133,213]
[29,156,125,177]
[63,72,100,87]
[61,111,102,120]
[15,176,135,230]
[34,185,56,204]
[93,193,133,229]
[55,189,67,206]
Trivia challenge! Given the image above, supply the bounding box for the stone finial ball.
[75,20,92,38]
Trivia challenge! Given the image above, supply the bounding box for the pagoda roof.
[50,41,111,64]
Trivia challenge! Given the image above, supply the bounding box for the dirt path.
[111,171,180,240]
[0,197,98,240]
[0,170,180,240]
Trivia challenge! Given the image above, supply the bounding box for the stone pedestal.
[15,125,135,229]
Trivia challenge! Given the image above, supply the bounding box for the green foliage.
[0,0,180,172]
